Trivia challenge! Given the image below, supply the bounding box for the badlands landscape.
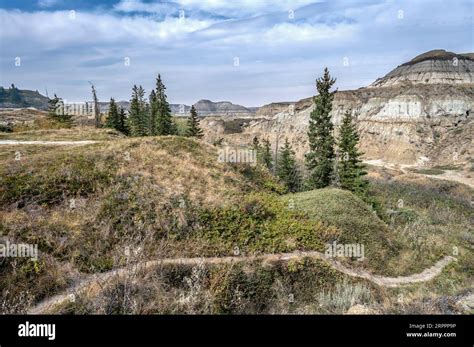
[0,49,473,315]
[201,50,474,187]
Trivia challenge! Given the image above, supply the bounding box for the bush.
[317,279,373,314]
[195,193,338,255]
[1,154,115,207]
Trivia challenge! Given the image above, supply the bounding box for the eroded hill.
[0,132,472,314]
[200,50,474,185]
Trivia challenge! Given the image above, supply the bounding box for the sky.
[0,0,472,107]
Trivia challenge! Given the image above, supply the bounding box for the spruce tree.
[261,138,273,171]
[186,105,204,138]
[105,98,119,129]
[48,94,61,118]
[0,87,6,102]
[128,86,140,136]
[154,74,177,135]
[128,85,148,137]
[277,138,302,192]
[138,86,149,136]
[337,110,368,194]
[252,136,260,150]
[305,67,336,189]
[117,107,129,136]
[252,136,261,165]
[90,83,101,128]
[47,94,71,124]
[144,101,151,134]
[149,90,158,135]
[9,84,22,104]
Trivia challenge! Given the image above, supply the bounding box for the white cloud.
[113,0,173,13]
[189,13,358,47]
[114,0,320,16]
[263,22,356,43]
[38,0,61,8]
[176,0,317,11]
[2,0,472,106]
[0,9,214,49]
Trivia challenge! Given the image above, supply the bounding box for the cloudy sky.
[0,0,472,106]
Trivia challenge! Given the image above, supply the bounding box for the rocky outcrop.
[256,102,294,117]
[0,87,49,110]
[192,99,254,116]
[97,99,254,117]
[371,50,474,87]
[202,50,474,173]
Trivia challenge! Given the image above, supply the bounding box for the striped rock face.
[370,50,474,87]
[200,50,473,173]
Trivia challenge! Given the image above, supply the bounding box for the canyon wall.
[202,50,474,171]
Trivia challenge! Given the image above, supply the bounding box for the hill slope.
[0,86,49,110]
[371,49,474,87]
[203,50,473,178]
[0,132,471,314]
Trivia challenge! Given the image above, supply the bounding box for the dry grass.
[0,135,282,312]
[0,126,124,141]
[1,129,472,314]
[366,174,473,313]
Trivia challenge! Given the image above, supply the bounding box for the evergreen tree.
[117,107,129,136]
[337,110,368,194]
[261,138,273,171]
[144,101,151,134]
[149,90,158,135]
[9,84,22,104]
[0,87,6,102]
[128,85,148,137]
[277,138,302,192]
[47,94,72,124]
[90,83,101,128]
[305,67,336,189]
[105,98,119,129]
[48,94,61,118]
[252,136,262,165]
[154,74,177,135]
[252,136,260,150]
[185,105,204,138]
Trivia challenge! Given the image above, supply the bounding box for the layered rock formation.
[371,50,474,87]
[255,102,294,117]
[0,87,49,110]
[202,50,473,177]
[192,99,254,116]
[96,99,255,117]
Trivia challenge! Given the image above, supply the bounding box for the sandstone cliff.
[201,50,473,181]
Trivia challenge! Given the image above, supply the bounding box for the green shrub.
[195,193,338,255]
[389,208,419,224]
[1,154,115,207]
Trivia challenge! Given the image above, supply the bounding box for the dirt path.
[364,159,473,188]
[28,251,456,314]
[0,140,98,145]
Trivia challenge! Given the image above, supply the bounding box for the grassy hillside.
[281,189,400,275]
[0,130,472,314]
[368,175,473,313]
[56,258,379,314]
[0,136,339,312]
[369,175,473,274]
[0,127,125,141]
[0,137,262,306]
[0,86,49,110]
